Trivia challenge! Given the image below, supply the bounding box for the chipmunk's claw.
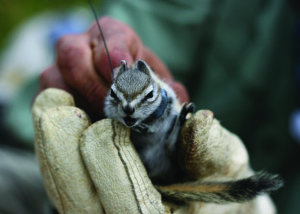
[179,102,195,125]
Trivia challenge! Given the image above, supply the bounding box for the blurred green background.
[0,0,104,50]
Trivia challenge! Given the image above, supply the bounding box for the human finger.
[56,33,109,115]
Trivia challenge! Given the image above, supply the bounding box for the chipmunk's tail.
[156,172,283,203]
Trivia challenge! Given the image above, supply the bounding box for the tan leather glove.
[32,88,276,214]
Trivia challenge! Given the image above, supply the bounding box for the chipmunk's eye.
[145,91,153,99]
[110,89,119,100]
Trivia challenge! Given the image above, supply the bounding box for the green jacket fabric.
[100,0,298,212]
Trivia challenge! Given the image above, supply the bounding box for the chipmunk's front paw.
[179,102,195,125]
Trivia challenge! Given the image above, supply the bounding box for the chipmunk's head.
[104,60,165,128]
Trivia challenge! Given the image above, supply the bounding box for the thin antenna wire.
[88,0,114,76]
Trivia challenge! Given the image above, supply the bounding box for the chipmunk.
[88,0,283,204]
[104,60,195,185]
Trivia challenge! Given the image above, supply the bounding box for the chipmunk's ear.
[136,60,150,75]
[115,60,128,78]
[136,60,146,72]
[120,60,128,72]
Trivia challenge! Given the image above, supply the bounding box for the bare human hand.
[39,17,189,120]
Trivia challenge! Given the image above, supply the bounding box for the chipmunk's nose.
[123,105,135,115]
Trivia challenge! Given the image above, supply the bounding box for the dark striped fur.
[156,172,283,203]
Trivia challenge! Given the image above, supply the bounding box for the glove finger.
[179,110,250,180]
[32,88,75,120]
[80,119,166,214]
[33,89,104,213]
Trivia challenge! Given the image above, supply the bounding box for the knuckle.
[56,37,86,72]
[56,35,72,51]
[99,16,111,24]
